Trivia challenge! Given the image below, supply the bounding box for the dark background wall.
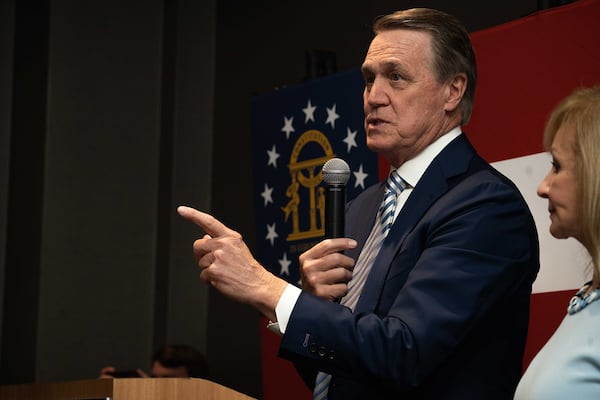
[1,0,565,398]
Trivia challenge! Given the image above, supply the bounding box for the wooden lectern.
[0,377,257,400]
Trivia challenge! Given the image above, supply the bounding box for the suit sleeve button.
[318,346,327,357]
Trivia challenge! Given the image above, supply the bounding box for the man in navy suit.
[178,8,539,399]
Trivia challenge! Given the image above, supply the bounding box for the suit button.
[309,343,317,353]
[327,350,335,360]
[318,346,327,357]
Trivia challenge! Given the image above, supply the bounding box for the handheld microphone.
[322,158,350,238]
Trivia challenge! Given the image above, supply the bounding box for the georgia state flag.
[251,68,377,287]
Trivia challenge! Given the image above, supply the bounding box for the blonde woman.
[515,85,600,399]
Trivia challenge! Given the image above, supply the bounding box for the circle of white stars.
[260,97,373,278]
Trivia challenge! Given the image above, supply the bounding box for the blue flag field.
[251,68,378,285]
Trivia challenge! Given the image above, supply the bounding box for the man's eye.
[391,73,403,81]
[551,160,560,172]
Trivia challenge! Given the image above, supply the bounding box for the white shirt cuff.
[267,284,302,335]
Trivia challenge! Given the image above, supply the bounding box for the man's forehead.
[366,30,431,57]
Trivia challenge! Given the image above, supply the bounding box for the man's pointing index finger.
[177,206,230,237]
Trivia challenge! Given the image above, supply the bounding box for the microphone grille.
[322,158,351,185]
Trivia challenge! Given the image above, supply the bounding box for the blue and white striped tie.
[380,170,407,236]
[313,170,407,400]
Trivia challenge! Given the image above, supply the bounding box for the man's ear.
[444,72,467,113]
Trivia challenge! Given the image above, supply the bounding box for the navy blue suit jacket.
[278,134,540,399]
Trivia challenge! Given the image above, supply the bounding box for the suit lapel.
[355,135,477,313]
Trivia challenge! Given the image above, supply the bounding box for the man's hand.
[177,206,286,321]
[299,238,357,301]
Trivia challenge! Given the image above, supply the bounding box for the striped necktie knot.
[386,169,407,195]
[380,170,407,235]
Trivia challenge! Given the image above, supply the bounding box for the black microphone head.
[322,158,350,186]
